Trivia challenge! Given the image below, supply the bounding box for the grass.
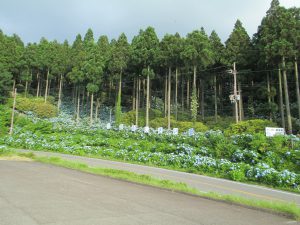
[2,148,300,220]
[13,147,300,194]
[11,152,300,221]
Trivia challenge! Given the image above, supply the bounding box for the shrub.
[150,117,208,132]
[15,97,57,118]
[121,110,145,127]
[0,105,11,136]
[229,169,246,182]
[121,109,163,127]
[224,119,277,136]
[204,116,235,131]
[0,145,10,154]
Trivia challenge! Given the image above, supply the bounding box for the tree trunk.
[278,68,285,129]
[214,75,218,122]
[168,66,171,130]
[175,67,178,121]
[187,77,190,108]
[201,80,204,121]
[282,57,292,134]
[12,79,16,93]
[109,80,112,102]
[135,77,140,126]
[90,93,94,126]
[267,73,272,121]
[181,73,184,111]
[218,82,222,114]
[76,90,80,123]
[294,58,300,120]
[57,74,63,111]
[146,66,150,127]
[25,80,28,98]
[44,69,49,103]
[47,79,51,97]
[72,84,75,104]
[116,71,122,125]
[86,92,90,114]
[193,66,197,90]
[117,72,122,101]
[36,73,40,97]
[132,77,136,110]
[9,88,17,135]
[238,82,243,121]
[95,98,100,121]
[164,73,168,117]
[81,88,85,108]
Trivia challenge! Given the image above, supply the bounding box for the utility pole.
[228,62,239,123]
[233,62,239,123]
[9,88,17,135]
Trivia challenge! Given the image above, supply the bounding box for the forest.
[0,0,300,134]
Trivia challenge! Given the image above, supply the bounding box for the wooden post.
[9,89,17,135]
[233,62,239,123]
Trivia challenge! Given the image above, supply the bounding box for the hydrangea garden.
[2,112,300,192]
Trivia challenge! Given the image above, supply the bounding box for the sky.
[0,0,299,44]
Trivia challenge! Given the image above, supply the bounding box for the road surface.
[18,149,300,206]
[0,160,298,225]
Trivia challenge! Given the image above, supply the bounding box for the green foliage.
[15,116,53,134]
[86,83,99,93]
[150,117,208,132]
[0,68,13,102]
[121,110,144,126]
[121,109,163,126]
[14,97,57,118]
[225,119,277,136]
[131,26,159,70]
[0,105,11,136]
[3,113,300,192]
[229,169,246,182]
[225,19,252,67]
[209,30,225,64]
[204,116,235,130]
[181,28,214,67]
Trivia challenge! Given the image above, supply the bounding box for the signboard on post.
[265,127,285,137]
[157,127,163,134]
[144,126,150,133]
[188,128,195,136]
[173,128,179,135]
[131,125,137,132]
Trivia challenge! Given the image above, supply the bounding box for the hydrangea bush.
[2,112,300,191]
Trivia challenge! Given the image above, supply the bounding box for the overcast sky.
[0,0,299,44]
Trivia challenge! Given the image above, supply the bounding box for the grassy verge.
[12,147,300,194]
[12,152,300,221]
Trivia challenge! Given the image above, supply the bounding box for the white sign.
[188,128,195,136]
[173,128,179,135]
[119,124,124,130]
[144,126,150,133]
[265,127,285,137]
[106,123,111,130]
[131,125,137,132]
[157,127,163,134]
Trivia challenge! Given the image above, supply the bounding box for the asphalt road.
[18,150,300,206]
[0,160,298,225]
